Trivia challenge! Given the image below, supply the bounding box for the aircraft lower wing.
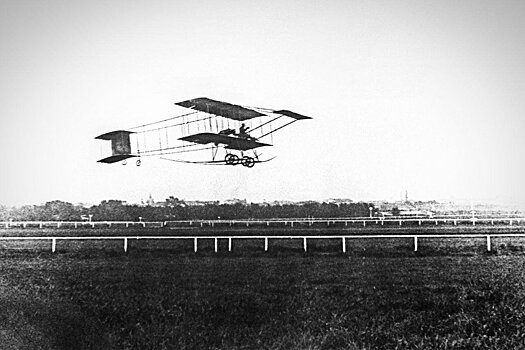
[179,132,270,151]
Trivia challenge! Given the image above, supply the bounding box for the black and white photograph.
[1,0,525,348]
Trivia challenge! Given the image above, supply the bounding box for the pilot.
[239,123,250,139]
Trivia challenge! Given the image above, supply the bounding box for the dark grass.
[2,246,525,349]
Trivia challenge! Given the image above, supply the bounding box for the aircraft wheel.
[241,156,255,168]
[136,159,141,166]
[225,154,239,165]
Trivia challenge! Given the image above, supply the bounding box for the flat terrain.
[2,234,525,349]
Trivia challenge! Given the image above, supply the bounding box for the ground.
[1,236,525,349]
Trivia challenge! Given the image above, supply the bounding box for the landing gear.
[225,154,255,167]
[225,153,240,165]
[241,156,255,168]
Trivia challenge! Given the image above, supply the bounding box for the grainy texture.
[1,247,525,349]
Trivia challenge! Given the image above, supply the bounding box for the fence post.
[486,235,491,252]
[303,237,307,252]
[264,237,268,252]
[124,238,128,253]
[214,238,218,253]
[228,237,232,252]
[194,238,198,253]
[342,237,346,253]
[52,238,56,253]
[414,236,418,252]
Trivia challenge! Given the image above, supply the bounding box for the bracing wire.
[138,138,216,154]
[135,115,213,134]
[129,111,198,130]
[242,105,275,113]
[141,145,215,157]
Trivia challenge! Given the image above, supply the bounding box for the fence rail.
[2,217,524,229]
[2,233,525,254]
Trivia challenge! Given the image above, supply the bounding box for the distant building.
[223,198,248,205]
[326,198,354,205]
[184,200,220,206]
[376,200,433,217]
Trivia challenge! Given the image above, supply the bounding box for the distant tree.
[91,200,132,221]
[0,205,10,221]
[42,200,80,221]
[392,207,400,216]
[165,196,184,208]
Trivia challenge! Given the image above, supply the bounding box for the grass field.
[2,236,525,349]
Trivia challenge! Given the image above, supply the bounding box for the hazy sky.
[1,0,524,207]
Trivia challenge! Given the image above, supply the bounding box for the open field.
[2,251,525,349]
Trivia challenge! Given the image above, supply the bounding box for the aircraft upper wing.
[175,97,265,121]
[179,132,270,151]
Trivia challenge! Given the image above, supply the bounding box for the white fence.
[2,216,524,229]
[1,234,525,254]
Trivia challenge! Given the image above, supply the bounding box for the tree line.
[0,199,375,222]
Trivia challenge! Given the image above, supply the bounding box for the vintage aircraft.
[96,97,311,168]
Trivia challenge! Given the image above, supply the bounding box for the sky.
[1,0,524,208]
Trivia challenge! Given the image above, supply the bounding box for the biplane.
[96,97,311,167]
